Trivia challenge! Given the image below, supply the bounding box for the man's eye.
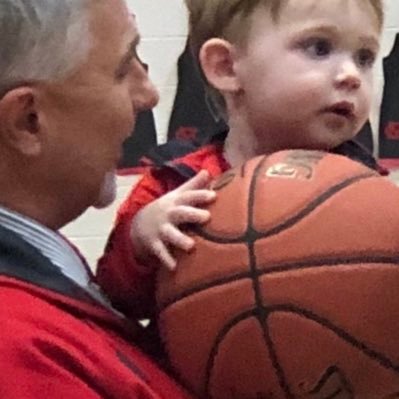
[301,38,332,58]
[356,48,376,68]
[115,46,143,81]
[116,63,131,80]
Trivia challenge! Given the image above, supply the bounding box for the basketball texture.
[156,150,399,399]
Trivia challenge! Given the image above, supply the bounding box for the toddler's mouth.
[324,101,355,120]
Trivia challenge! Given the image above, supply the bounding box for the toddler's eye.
[356,48,376,68]
[301,38,332,58]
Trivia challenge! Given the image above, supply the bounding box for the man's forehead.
[73,0,139,76]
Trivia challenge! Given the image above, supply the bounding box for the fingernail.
[168,262,177,272]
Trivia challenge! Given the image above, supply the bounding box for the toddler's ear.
[199,38,240,93]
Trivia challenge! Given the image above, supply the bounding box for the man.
[0,0,193,397]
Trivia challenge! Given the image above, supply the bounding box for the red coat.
[0,225,192,399]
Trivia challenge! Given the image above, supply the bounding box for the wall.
[62,0,399,268]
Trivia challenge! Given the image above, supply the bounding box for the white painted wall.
[62,0,399,269]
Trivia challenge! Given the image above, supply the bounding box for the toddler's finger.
[176,189,216,206]
[169,206,211,225]
[176,170,211,192]
[151,239,177,271]
[160,223,195,252]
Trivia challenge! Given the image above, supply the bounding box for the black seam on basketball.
[261,314,295,398]
[308,366,354,396]
[246,156,269,322]
[256,253,399,277]
[157,254,399,311]
[251,173,374,240]
[267,305,399,373]
[247,155,270,230]
[204,309,255,398]
[247,157,295,396]
[193,172,376,244]
[248,157,294,396]
[205,305,399,399]
[248,240,266,319]
[324,388,344,399]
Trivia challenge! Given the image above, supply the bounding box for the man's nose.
[131,62,160,112]
[135,76,159,112]
[139,78,159,111]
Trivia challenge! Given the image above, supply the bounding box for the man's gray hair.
[0,0,91,93]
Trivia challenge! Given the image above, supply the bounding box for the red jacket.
[0,224,192,399]
[97,142,229,319]
[96,137,385,320]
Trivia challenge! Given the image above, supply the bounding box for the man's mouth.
[323,101,356,120]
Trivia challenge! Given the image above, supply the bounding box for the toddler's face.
[233,0,381,151]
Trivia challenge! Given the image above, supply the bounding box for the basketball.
[156,150,399,399]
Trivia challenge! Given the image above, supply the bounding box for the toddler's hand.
[131,170,216,271]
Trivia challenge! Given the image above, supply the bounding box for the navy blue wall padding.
[118,109,158,168]
[379,33,399,159]
[167,39,227,145]
[118,63,158,169]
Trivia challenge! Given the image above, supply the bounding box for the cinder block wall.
[62,0,399,268]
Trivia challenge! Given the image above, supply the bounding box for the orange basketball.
[156,150,399,399]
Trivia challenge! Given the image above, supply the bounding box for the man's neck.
[0,180,83,231]
[0,198,62,230]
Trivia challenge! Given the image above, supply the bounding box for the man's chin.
[93,193,116,209]
[93,171,117,209]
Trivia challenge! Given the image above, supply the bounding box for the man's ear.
[0,87,42,156]
[199,38,241,93]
